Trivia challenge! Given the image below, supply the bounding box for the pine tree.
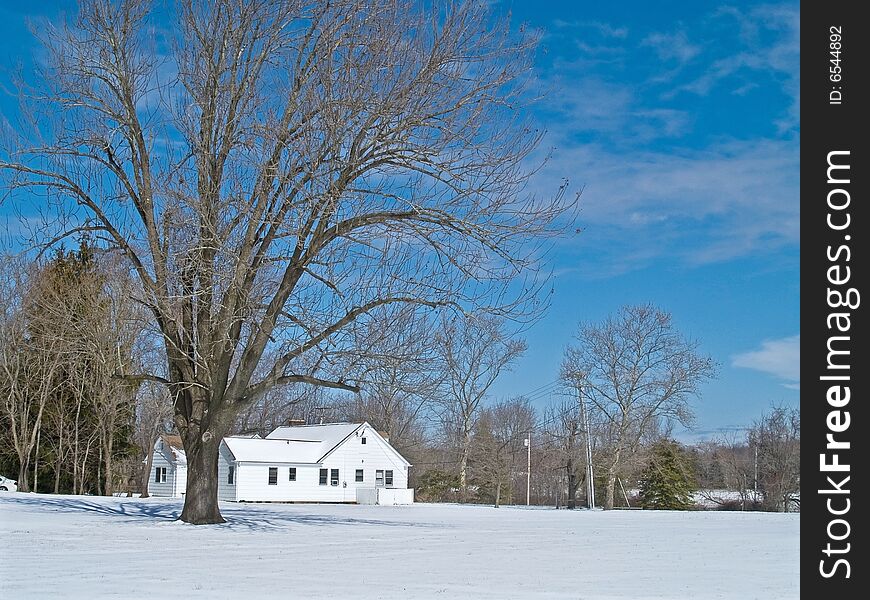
[638,439,697,510]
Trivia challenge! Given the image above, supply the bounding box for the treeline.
[0,246,798,511]
[0,244,166,495]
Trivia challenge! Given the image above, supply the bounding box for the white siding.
[152,424,413,503]
[231,430,410,503]
[235,464,333,502]
[357,488,414,505]
[175,465,188,497]
[319,427,410,502]
[217,445,238,502]
[148,451,180,497]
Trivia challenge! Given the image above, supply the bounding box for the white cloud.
[732,335,800,387]
[528,3,800,273]
[532,136,799,266]
[677,4,799,132]
[552,20,629,39]
[642,31,700,64]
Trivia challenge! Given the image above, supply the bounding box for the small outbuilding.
[149,434,188,498]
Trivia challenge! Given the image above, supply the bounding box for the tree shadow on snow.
[3,495,434,532]
[5,495,181,521]
[217,505,430,532]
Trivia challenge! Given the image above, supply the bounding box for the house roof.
[266,422,361,445]
[222,422,411,466]
[258,422,362,463]
[159,434,187,465]
[223,436,326,464]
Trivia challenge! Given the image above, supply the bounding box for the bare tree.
[543,398,585,508]
[1,0,571,522]
[66,256,143,495]
[0,258,67,492]
[472,397,535,507]
[337,306,440,452]
[561,305,716,509]
[437,314,526,500]
[750,405,800,512]
[696,435,758,510]
[135,381,174,497]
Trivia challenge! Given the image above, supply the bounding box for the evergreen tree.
[638,439,697,510]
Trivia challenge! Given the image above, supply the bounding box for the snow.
[0,494,798,599]
[266,421,362,455]
[223,435,326,463]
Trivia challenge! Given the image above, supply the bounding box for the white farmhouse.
[149,422,413,505]
[149,434,188,498]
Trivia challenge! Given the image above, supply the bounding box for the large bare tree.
[750,405,800,512]
[542,398,586,508]
[471,397,535,507]
[336,305,441,453]
[1,0,570,522]
[561,305,716,509]
[436,314,526,499]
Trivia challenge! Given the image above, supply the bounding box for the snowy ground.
[0,494,798,599]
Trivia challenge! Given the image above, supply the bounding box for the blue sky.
[0,1,800,441]
[489,0,800,440]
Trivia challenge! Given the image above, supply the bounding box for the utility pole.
[753,443,759,500]
[525,433,531,506]
[578,386,595,509]
[314,406,330,425]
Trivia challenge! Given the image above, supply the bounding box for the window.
[330,469,339,486]
[268,467,278,485]
[385,470,394,486]
[361,437,367,444]
[227,466,235,485]
[375,470,384,487]
[355,469,364,482]
[289,467,297,481]
[155,467,167,483]
[319,469,328,485]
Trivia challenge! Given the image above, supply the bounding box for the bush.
[414,469,460,503]
[638,440,697,510]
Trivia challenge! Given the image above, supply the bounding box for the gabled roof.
[158,434,187,465]
[223,436,324,464]
[265,422,362,461]
[317,423,411,467]
[266,422,361,445]
[221,422,411,466]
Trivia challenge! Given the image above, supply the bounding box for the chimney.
[377,430,390,444]
[287,418,306,426]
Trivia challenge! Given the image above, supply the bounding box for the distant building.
[148,422,413,505]
[150,434,187,498]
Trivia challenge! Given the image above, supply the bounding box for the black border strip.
[802,1,867,595]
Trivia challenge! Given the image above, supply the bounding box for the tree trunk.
[102,432,115,496]
[494,480,501,508]
[566,458,578,509]
[604,448,622,510]
[179,433,225,524]
[139,435,158,498]
[605,474,616,510]
[72,397,82,495]
[17,455,31,493]
[78,436,94,494]
[33,426,41,493]
[54,425,64,494]
[458,430,471,502]
[54,454,62,494]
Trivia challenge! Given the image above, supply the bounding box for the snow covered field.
[0,494,798,599]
